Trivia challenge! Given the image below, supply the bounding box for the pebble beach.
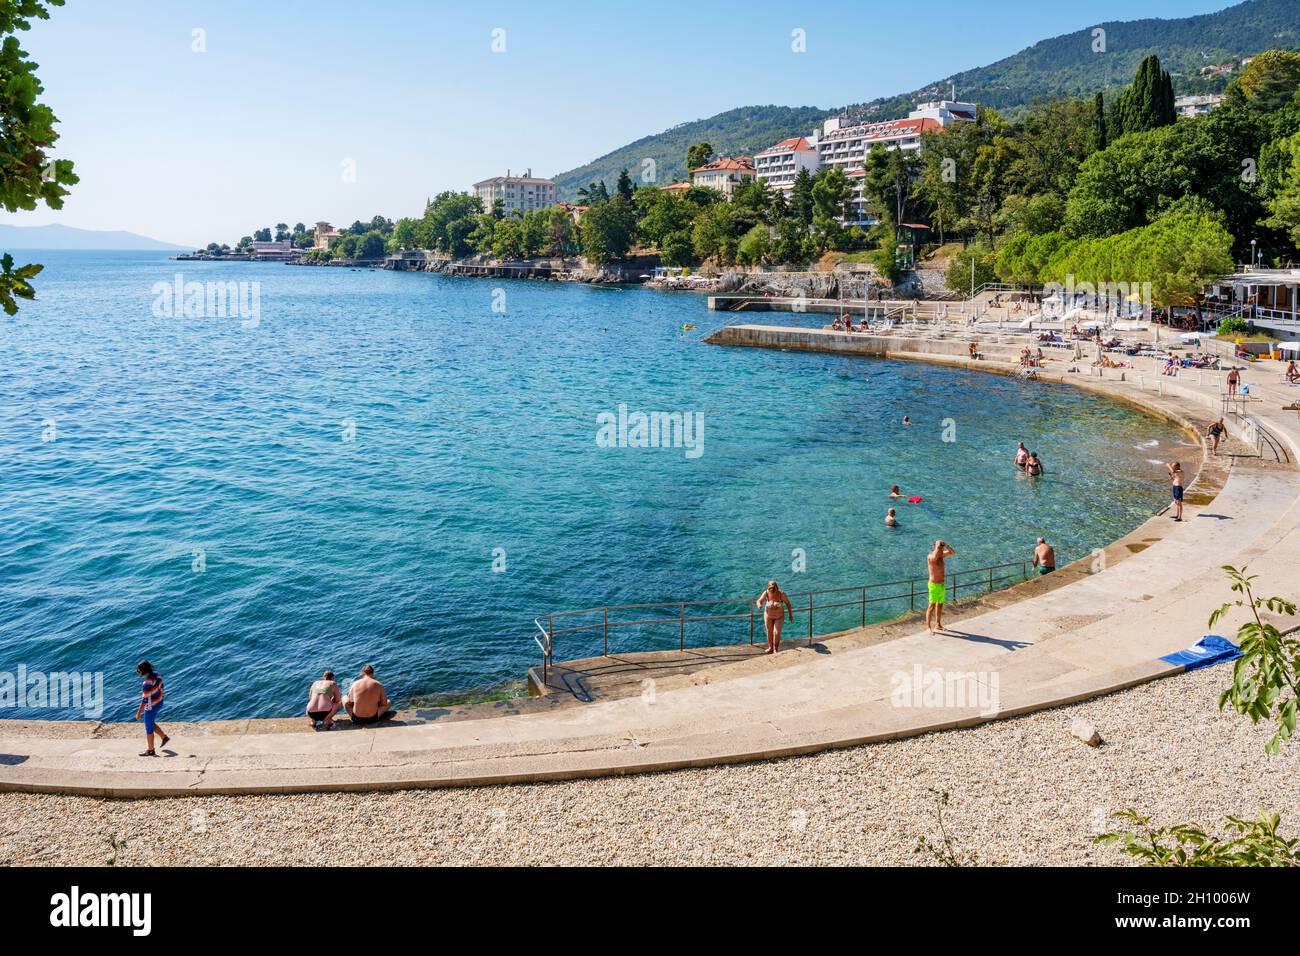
[2,664,1295,867]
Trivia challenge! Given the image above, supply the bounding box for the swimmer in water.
[885,507,898,527]
[1025,452,1043,477]
[1014,442,1029,469]
[902,416,912,426]
[890,484,903,499]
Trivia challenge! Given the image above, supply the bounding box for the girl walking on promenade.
[756,580,793,655]
[1168,461,1185,521]
[135,660,169,757]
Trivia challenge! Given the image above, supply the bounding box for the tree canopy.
[0,0,78,315]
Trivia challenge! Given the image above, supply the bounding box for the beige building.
[473,170,558,214]
[689,156,755,199]
[313,221,342,251]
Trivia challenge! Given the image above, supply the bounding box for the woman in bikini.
[305,669,342,730]
[1025,452,1044,477]
[755,580,793,655]
[1206,418,1225,456]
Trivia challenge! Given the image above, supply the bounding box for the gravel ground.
[1,665,1295,867]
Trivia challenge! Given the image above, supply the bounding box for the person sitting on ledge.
[343,665,396,725]
[306,669,342,730]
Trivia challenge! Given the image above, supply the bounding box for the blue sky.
[2,0,1231,247]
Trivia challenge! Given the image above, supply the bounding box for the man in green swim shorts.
[926,539,956,635]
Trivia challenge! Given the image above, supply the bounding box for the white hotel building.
[754,100,976,225]
[472,170,558,215]
[751,137,820,200]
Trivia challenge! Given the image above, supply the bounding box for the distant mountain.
[551,0,1298,198]
[838,0,1299,125]
[0,223,186,250]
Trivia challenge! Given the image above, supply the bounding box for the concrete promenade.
[2,324,1298,797]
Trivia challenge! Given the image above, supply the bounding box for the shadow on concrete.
[940,629,1030,651]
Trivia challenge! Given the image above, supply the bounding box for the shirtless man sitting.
[343,665,395,725]
[926,540,956,636]
[1032,537,1056,575]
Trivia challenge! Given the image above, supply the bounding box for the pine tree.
[616,168,634,202]
[790,167,815,225]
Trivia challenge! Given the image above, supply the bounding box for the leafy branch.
[1097,809,1300,866]
[1210,565,1299,755]
[913,789,977,866]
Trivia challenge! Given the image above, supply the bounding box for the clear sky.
[2,0,1232,247]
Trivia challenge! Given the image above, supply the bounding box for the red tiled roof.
[823,117,942,143]
[692,156,755,173]
[755,137,816,157]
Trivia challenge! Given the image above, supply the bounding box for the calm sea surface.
[0,251,1191,719]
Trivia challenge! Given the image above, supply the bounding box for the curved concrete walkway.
[3,333,1299,796]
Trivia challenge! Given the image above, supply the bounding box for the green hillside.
[551,105,830,202]
[551,0,1298,199]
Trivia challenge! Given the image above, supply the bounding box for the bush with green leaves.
[1097,566,1298,867]
[1217,316,1251,336]
[1097,809,1300,866]
[1212,565,1299,755]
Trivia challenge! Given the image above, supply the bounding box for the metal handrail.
[532,559,1042,678]
[1229,406,1291,464]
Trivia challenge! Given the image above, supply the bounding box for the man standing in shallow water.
[1033,537,1056,575]
[926,540,956,636]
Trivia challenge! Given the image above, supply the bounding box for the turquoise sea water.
[0,251,1191,720]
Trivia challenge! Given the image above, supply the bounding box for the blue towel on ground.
[1159,635,1242,671]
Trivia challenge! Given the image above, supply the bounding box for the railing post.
[603,607,608,657]
[910,578,915,612]
[989,566,994,593]
[808,593,814,645]
[679,603,685,651]
[547,615,554,683]
[749,604,755,646]
[860,586,866,628]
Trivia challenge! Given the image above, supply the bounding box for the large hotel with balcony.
[754,100,976,225]
[472,170,559,215]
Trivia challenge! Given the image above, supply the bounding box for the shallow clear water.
[0,252,1192,719]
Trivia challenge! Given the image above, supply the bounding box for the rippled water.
[0,252,1192,720]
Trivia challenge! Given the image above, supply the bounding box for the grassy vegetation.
[1215,332,1280,344]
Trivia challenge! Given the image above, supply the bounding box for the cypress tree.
[1115,55,1177,136]
[1093,91,1107,151]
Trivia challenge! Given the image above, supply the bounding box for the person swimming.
[885,507,898,527]
[1025,452,1043,477]
[902,416,912,426]
[1014,442,1029,469]
[890,484,903,498]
